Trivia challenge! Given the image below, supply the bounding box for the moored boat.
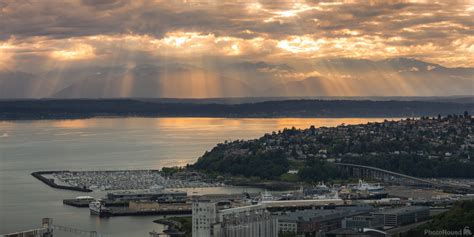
[89,200,109,217]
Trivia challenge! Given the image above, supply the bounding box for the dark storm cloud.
[0,1,130,40]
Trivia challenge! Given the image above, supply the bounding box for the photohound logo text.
[424,226,472,236]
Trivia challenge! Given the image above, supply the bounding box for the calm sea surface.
[0,117,392,236]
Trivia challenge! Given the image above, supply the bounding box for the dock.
[103,206,192,216]
[63,198,128,208]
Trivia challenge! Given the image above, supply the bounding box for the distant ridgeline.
[0,99,473,120]
[192,115,474,180]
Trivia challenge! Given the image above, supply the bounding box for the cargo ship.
[356,179,384,192]
[353,179,388,199]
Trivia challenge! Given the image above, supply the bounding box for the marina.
[49,170,223,191]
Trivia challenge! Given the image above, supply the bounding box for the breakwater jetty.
[31,171,93,192]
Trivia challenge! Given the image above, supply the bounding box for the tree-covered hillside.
[192,115,474,180]
[403,200,474,236]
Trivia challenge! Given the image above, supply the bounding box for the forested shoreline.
[1,99,473,120]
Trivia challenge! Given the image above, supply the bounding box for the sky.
[0,0,473,98]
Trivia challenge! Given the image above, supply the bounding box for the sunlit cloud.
[0,41,14,69]
[264,3,322,22]
[37,32,278,60]
[1,0,472,66]
[277,36,324,54]
[0,0,472,98]
[51,43,96,60]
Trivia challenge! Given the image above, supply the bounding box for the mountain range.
[0,58,472,98]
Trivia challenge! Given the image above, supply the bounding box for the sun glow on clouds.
[54,32,274,58]
[23,29,474,68]
[1,0,473,70]
[0,42,13,69]
[161,33,272,57]
[0,0,472,98]
[262,3,323,23]
[162,32,210,48]
[51,43,96,60]
[276,3,321,18]
[277,36,325,54]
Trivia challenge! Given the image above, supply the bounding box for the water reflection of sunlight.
[154,118,242,129]
[52,120,89,129]
[152,117,394,131]
[44,117,397,132]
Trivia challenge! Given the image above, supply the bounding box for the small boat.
[76,196,94,201]
[89,200,109,217]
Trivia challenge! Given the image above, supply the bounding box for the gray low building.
[342,215,384,230]
[373,206,429,228]
[275,206,375,236]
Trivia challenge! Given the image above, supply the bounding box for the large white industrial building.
[192,201,278,237]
